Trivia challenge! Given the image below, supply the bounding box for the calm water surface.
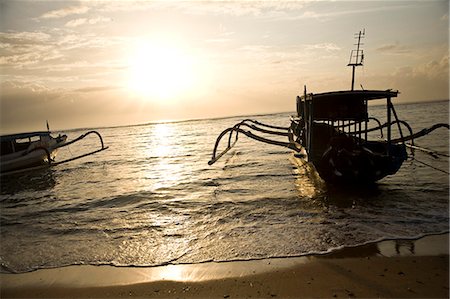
[1,101,448,273]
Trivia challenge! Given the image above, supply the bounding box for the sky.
[0,0,448,133]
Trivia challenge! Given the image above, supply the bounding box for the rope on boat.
[400,124,449,174]
[405,143,450,159]
[412,158,449,175]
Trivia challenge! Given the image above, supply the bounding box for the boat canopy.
[309,90,398,101]
[0,131,51,142]
[300,90,398,121]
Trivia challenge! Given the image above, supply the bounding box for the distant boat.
[1,129,108,175]
[208,30,449,185]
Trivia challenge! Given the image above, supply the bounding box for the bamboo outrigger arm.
[233,122,291,137]
[53,130,109,165]
[390,123,450,143]
[208,121,300,166]
[237,119,290,131]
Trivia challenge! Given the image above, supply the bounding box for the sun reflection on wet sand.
[1,234,446,289]
[157,265,187,281]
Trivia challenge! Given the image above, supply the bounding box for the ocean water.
[1,101,448,273]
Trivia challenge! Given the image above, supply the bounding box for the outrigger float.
[0,126,108,175]
[209,30,449,184]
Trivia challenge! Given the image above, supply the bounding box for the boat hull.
[291,120,408,185]
[316,142,407,184]
[0,135,67,173]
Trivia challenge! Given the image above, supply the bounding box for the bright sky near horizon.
[0,1,448,133]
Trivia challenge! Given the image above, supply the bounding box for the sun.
[127,39,197,101]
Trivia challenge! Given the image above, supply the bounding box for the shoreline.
[1,233,448,298]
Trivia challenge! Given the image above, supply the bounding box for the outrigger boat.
[0,127,108,175]
[209,30,449,185]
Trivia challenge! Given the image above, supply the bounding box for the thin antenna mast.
[348,29,365,91]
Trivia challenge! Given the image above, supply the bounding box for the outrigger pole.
[41,122,108,165]
[53,130,108,165]
[208,119,301,165]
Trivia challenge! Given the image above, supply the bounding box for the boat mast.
[348,29,365,91]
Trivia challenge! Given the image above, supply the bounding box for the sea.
[1,100,449,274]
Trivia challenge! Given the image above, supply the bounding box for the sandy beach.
[1,233,448,298]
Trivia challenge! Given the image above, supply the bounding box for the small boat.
[291,89,408,184]
[1,131,67,173]
[1,128,108,175]
[208,30,449,185]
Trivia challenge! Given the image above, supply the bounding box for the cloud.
[305,43,341,52]
[0,31,51,44]
[73,85,121,93]
[283,2,426,22]
[0,31,62,67]
[240,43,340,56]
[65,18,87,28]
[1,81,53,95]
[0,80,128,133]
[0,28,123,73]
[187,2,305,18]
[95,1,304,18]
[0,31,56,67]
[39,5,90,19]
[376,43,413,55]
[385,55,449,101]
[0,81,66,131]
[408,55,449,79]
[0,51,49,66]
[205,38,233,44]
[92,1,157,13]
[65,16,112,28]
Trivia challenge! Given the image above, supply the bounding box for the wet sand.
[1,233,448,298]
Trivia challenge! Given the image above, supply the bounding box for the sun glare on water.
[127,39,198,101]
